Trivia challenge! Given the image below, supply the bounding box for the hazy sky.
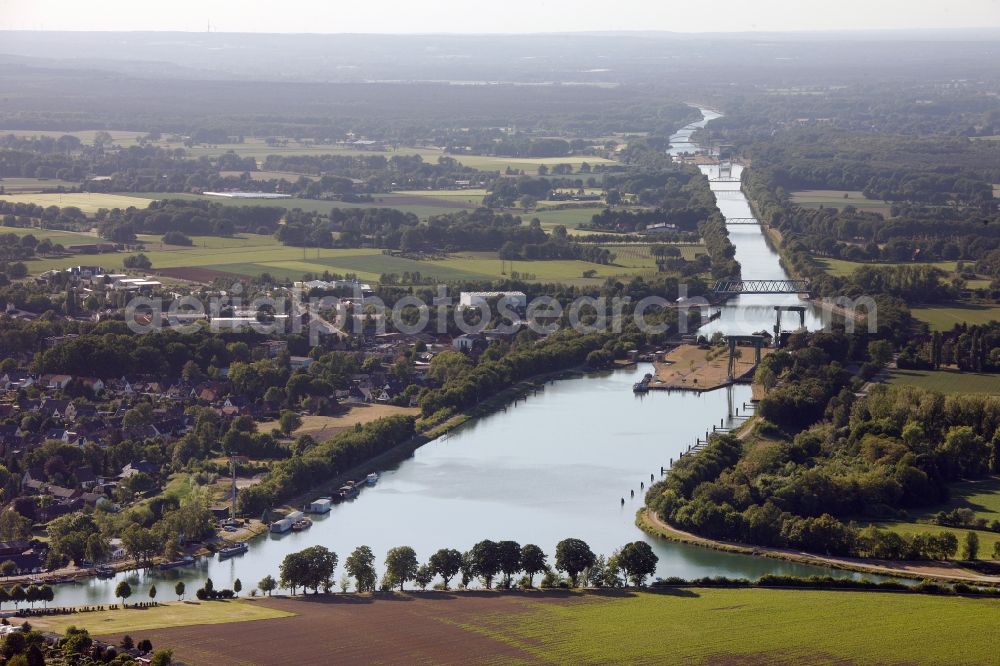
[2,0,999,33]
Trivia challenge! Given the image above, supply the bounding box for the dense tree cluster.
[97,199,284,241]
[648,364,1000,561]
[276,207,614,263]
[897,323,1000,372]
[236,416,416,515]
[262,153,491,193]
[417,331,616,418]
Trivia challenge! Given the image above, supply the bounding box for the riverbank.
[638,508,1000,584]
[270,366,586,516]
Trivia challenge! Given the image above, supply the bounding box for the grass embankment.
[30,599,293,635]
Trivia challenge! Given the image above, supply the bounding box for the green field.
[888,368,1000,394]
[0,127,615,175]
[0,226,101,246]
[0,192,152,214]
[393,188,488,200]
[790,189,893,213]
[910,304,1000,331]
[194,143,614,174]
[219,169,318,181]
[870,520,1000,559]
[906,477,1000,523]
[0,177,81,193]
[25,234,659,285]
[602,243,704,263]
[462,589,1000,665]
[126,192,477,218]
[869,476,1000,557]
[34,600,293,635]
[528,206,605,231]
[0,129,147,143]
[815,257,960,278]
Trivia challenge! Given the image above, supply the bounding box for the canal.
[46,108,859,605]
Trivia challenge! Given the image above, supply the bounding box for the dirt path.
[641,509,1000,584]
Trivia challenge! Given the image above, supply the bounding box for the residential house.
[39,374,73,390]
[75,466,98,490]
[453,333,486,351]
[78,377,105,394]
[0,541,43,574]
[21,467,45,485]
[80,491,105,507]
[347,384,373,403]
[47,485,81,502]
[44,428,74,443]
[40,398,70,420]
[22,479,47,495]
[65,403,98,422]
[16,398,40,413]
[0,371,33,390]
[119,460,161,479]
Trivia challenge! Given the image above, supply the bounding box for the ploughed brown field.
[99,593,538,665]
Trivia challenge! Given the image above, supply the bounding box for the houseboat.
[633,373,653,393]
[270,510,304,534]
[217,542,249,560]
[308,497,333,514]
[158,556,195,571]
[337,481,360,501]
[291,518,313,531]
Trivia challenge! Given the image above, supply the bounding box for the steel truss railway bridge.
[712,279,811,295]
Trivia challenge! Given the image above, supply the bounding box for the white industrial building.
[458,291,527,310]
